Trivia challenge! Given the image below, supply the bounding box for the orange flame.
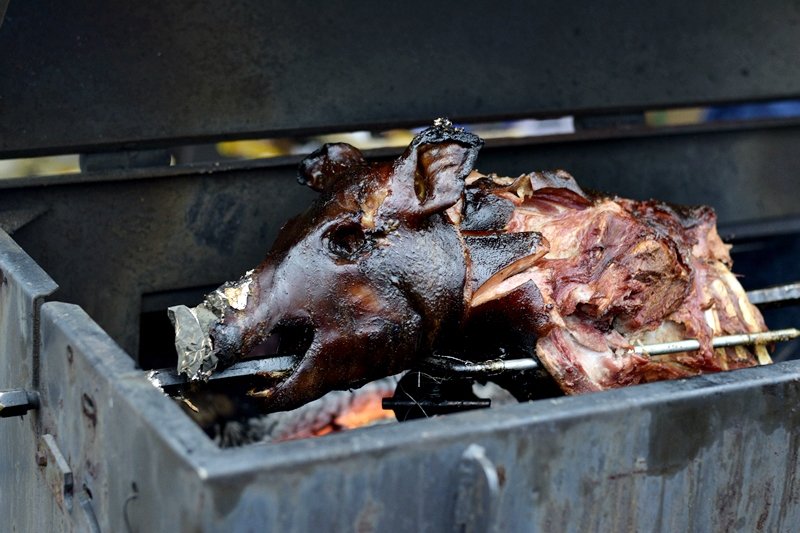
[333,391,396,429]
[305,390,395,438]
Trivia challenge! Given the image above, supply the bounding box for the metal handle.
[0,389,40,418]
[454,444,500,533]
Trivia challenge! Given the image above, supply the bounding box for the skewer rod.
[148,355,297,389]
[149,329,800,388]
[633,328,800,357]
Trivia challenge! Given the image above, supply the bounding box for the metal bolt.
[0,389,40,418]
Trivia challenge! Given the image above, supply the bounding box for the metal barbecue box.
[3,1,800,531]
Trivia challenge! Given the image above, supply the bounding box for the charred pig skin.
[179,123,496,410]
[171,122,770,412]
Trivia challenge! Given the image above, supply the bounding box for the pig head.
[173,124,483,411]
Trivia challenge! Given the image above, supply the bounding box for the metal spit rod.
[417,286,800,375]
[148,355,297,389]
[631,328,800,356]
[421,328,800,376]
[149,284,800,387]
[148,328,800,387]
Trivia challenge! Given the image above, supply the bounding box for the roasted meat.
[170,121,770,411]
[463,170,770,394]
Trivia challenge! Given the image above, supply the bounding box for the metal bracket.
[0,389,39,418]
[453,444,500,533]
[37,434,74,513]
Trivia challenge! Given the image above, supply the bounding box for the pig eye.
[326,224,368,260]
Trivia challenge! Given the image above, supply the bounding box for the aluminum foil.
[167,304,219,380]
[168,271,253,381]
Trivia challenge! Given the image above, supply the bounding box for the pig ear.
[298,143,366,192]
[390,124,483,219]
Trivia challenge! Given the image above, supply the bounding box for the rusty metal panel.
[0,229,58,531]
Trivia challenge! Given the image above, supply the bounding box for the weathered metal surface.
[453,444,500,533]
[35,302,216,531]
[2,1,800,157]
[0,229,58,388]
[79,149,172,172]
[23,301,800,531]
[0,229,58,531]
[8,290,800,531]
[1,124,800,360]
[164,359,798,532]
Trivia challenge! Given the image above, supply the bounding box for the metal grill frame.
[2,123,800,529]
[3,1,800,530]
[2,267,800,530]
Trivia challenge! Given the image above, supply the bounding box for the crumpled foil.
[167,304,220,380]
[168,271,253,381]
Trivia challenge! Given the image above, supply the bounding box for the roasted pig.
[169,121,770,411]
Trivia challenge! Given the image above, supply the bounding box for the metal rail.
[745,283,800,306]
